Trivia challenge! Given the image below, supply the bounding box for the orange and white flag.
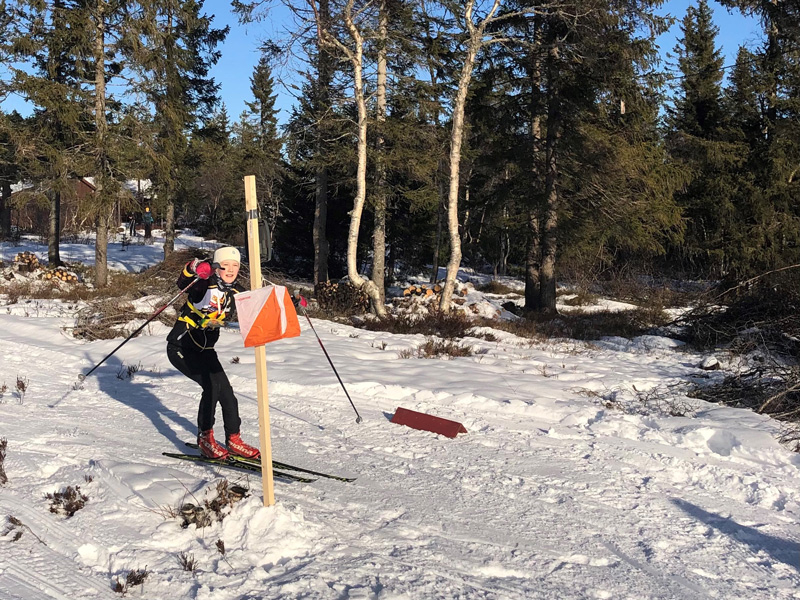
[234,285,301,348]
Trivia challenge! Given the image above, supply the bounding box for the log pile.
[402,283,471,298]
[403,284,441,298]
[315,280,370,314]
[42,266,79,283]
[14,252,40,273]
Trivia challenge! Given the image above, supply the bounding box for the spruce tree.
[666,0,741,276]
[4,0,91,265]
[131,0,227,257]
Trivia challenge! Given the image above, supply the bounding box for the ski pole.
[79,278,199,381]
[296,295,363,424]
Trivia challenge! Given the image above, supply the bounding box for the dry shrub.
[476,280,519,295]
[357,311,472,339]
[681,278,800,355]
[179,480,248,529]
[177,552,198,572]
[561,289,599,306]
[73,299,139,340]
[416,339,473,359]
[0,439,7,485]
[315,281,369,316]
[46,485,89,518]
[113,568,150,596]
[488,307,669,341]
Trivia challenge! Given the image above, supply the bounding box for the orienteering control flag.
[234,285,301,347]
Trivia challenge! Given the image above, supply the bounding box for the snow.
[1,231,225,273]
[1,243,800,599]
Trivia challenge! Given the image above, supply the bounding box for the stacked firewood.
[42,266,79,283]
[14,252,40,273]
[403,283,473,298]
[403,284,442,298]
[315,280,370,314]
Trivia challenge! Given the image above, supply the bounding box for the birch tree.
[308,0,386,315]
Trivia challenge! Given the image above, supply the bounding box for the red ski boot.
[226,432,260,459]
[198,430,229,459]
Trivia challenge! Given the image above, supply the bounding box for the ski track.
[1,312,800,598]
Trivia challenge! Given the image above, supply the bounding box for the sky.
[1,1,764,127]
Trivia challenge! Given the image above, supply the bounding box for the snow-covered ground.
[1,241,799,599]
[0,230,223,273]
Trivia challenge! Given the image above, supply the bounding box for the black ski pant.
[167,343,241,436]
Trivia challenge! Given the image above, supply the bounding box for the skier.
[128,213,136,237]
[166,246,260,460]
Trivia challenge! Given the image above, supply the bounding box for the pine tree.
[241,56,283,237]
[131,0,227,257]
[4,0,92,265]
[665,0,742,276]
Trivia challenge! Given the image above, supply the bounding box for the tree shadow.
[671,497,799,572]
[95,354,197,451]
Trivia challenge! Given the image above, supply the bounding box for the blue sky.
[2,1,764,126]
[212,1,763,125]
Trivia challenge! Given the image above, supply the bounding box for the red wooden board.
[390,407,467,438]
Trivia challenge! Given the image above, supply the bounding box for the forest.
[0,0,799,315]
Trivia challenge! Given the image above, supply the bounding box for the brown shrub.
[399,338,474,359]
[476,280,519,295]
[357,311,472,339]
[46,485,89,518]
[487,307,669,341]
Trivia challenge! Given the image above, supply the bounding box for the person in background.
[166,247,260,460]
[143,206,154,239]
[128,213,136,237]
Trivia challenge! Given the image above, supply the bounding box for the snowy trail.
[1,313,800,598]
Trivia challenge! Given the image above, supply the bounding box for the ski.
[162,452,316,483]
[185,442,356,483]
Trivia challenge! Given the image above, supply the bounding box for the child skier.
[166,246,260,460]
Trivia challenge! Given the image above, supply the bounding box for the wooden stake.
[244,175,275,506]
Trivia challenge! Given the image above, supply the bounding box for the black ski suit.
[166,264,246,435]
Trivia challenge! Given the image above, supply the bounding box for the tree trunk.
[96,211,109,287]
[430,188,443,284]
[537,44,561,316]
[48,191,61,266]
[164,201,175,256]
[525,32,542,313]
[313,166,329,284]
[0,181,11,239]
[342,8,385,316]
[371,0,388,305]
[524,209,541,311]
[438,39,480,312]
[313,0,331,285]
[93,1,109,287]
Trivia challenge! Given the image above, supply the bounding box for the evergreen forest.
[1,0,799,314]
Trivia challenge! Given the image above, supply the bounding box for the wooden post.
[244,175,275,506]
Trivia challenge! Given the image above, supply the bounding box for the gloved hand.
[191,259,213,280]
